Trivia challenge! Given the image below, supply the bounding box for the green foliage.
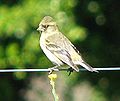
[0,0,89,74]
[0,0,120,101]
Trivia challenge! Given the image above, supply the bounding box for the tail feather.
[79,62,98,73]
[71,65,79,72]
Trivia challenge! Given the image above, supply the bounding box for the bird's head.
[37,16,57,33]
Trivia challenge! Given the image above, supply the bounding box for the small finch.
[37,16,98,74]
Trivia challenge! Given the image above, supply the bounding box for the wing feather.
[45,41,79,72]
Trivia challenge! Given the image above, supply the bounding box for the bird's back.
[46,31,83,63]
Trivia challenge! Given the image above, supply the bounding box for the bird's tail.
[79,61,98,73]
[73,65,80,72]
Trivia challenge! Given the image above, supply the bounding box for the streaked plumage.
[37,16,98,73]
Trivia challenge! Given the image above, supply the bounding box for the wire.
[0,67,120,72]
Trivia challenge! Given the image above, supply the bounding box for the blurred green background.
[0,0,120,101]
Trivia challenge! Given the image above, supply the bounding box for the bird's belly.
[40,39,63,65]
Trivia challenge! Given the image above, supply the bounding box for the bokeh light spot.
[68,27,87,41]
[88,1,100,13]
[96,14,106,25]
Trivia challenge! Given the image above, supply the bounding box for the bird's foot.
[48,66,59,74]
[67,67,74,76]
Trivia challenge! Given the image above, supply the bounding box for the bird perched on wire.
[37,16,98,75]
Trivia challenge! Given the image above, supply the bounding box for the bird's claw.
[67,67,74,76]
[48,66,59,74]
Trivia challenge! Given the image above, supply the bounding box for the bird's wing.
[48,32,82,55]
[45,40,79,72]
[63,34,82,56]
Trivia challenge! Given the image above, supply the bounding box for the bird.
[37,16,98,74]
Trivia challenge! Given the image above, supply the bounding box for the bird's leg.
[67,67,74,76]
[48,65,59,74]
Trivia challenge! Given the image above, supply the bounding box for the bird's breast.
[40,34,63,65]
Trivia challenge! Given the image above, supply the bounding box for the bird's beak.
[37,27,40,31]
[37,25,46,32]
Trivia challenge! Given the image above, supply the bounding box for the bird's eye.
[41,25,46,28]
[42,24,49,28]
[46,25,49,28]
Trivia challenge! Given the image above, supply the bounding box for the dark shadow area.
[74,0,120,101]
[0,0,22,7]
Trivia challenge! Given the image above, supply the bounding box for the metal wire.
[0,67,120,72]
